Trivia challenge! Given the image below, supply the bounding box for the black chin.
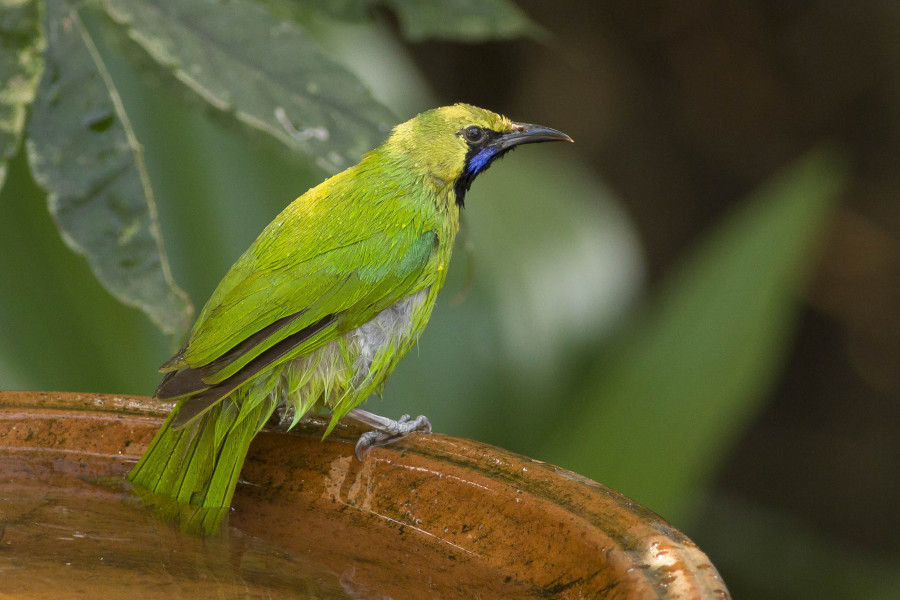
[453,146,514,207]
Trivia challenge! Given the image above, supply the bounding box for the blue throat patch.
[466,146,501,177]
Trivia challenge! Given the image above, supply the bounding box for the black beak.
[496,122,573,150]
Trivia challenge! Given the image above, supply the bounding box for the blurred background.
[2,1,899,598]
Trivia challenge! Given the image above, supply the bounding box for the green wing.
[157,181,439,426]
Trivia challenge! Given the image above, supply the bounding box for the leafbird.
[127,104,572,534]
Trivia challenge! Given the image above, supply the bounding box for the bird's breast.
[348,287,431,382]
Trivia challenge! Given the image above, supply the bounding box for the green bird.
[127,104,571,534]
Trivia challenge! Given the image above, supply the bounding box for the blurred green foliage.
[0,1,866,597]
[542,151,844,521]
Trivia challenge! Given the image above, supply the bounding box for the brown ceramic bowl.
[0,391,730,599]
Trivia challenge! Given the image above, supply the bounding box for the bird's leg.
[346,408,432,461]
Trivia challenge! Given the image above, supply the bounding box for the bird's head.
[382,104,572,208]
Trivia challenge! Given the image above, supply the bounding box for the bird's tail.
[127,392,277,536]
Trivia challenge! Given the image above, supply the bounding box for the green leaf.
[100,0,396,173]
[539,150,846,522]
[26,0,193,339]
[256,0,541,43]
[378,0,542,42]
[0,0,44,192]
[256,0,368,26]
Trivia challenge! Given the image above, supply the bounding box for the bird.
[127,104,572,534]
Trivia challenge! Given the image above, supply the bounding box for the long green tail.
[127,392,277,536]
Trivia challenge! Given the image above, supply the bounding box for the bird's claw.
[354,414,432,461]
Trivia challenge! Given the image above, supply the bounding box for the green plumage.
[127,104,571,534]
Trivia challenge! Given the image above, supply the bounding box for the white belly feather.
[275,287,430,427]
[350,287,429,381]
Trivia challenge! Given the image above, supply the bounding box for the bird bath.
[0,391,729,599]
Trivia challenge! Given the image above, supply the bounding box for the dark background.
[477,2,899,596]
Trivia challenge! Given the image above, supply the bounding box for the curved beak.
[497,122,573,150]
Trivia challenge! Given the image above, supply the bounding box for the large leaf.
[378,0,542,41]
[0,0,44,192]
[257,0,540,42]
[100,0,396,173]
[255,0,368,25]
[539,150,846,522]
[26,0,192,338]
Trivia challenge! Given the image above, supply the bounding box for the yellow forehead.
[411,104,513,136]
[439,104,512,130]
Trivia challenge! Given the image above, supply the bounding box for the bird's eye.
[463,126,484,143]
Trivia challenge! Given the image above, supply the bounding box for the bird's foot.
[347,408,432,461]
